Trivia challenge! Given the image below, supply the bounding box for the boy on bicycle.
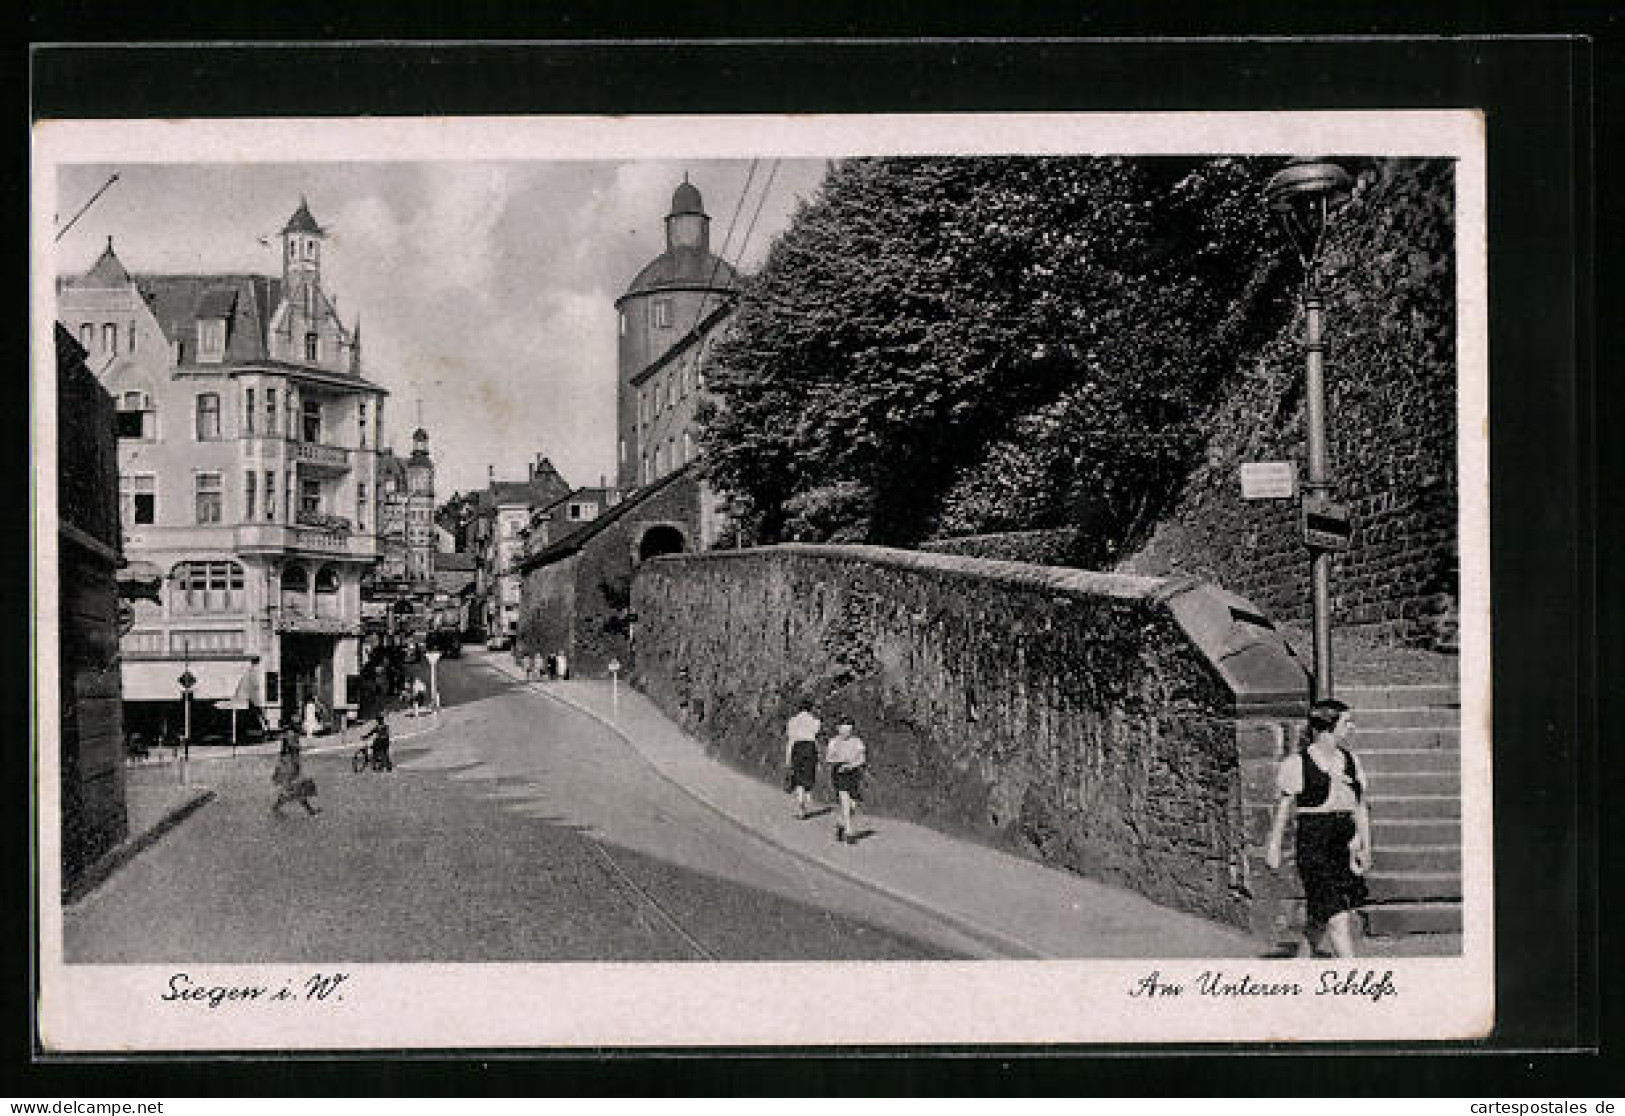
[362,713,394,772]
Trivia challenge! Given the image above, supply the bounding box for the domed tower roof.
[617,176,743,304]
[620,250,741,301]
[671,179,704,216]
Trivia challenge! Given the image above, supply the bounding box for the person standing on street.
[301,696,322,745]
[784,701,823,819]
[271,732,320,817]
[1265,698,1373,957]
[825,717,867,845]
[361,713,394,772]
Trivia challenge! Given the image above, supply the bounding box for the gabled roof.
[519,464,695,572]
[136,274,283,363]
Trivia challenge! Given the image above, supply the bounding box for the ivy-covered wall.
[632,545,1307,931]
[1120,160,1458,648]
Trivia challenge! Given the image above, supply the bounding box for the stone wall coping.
[647,544,1310,715]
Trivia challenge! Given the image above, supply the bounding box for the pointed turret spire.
[349,315,362,373]
[82,236,132,288]
[282,195,323,236]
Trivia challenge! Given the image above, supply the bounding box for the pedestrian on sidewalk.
[555,651,569,681]
[301,696,323,745]
[784,701,823,819]
[271,732,320,817]
[1265,698,1372,958]
[826,717,867,845]
[410,676,428,717]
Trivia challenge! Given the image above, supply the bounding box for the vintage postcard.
[33,111,1490,1049]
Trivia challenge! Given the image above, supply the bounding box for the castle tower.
[614,177,740,489]
[281,196,325,299]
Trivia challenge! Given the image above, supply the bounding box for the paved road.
[66,657,979,962]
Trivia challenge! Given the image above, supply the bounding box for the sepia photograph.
[34,111,1490,1049]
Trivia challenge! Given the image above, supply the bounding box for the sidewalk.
[480,654,1260,959]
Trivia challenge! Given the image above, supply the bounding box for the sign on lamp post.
[425,649,442,713]
[607,659,621,721]
[176,667,196,783]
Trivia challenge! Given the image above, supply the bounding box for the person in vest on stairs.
[1266,698,1373,957]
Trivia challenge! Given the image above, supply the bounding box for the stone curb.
[480,657,1047,960]
[64,787,218,906]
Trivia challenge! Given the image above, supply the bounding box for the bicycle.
[352,743,393,773]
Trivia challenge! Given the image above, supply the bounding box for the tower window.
[78,323,93,349]
[302,400,322,443]
[103,323,118,352]
[653,299,673,329]
[265,388,278,436]
[305,332,319,362]
[128,321,137,353]
[244,471,256,521]
[244,388,256,435]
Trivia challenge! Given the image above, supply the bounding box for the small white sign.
[1239,461,1298,500]
[607,659,622,674]
[425,650,442,664]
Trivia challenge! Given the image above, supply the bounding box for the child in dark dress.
[271,732,320,817]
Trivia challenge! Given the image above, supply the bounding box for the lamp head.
[1264,157,1353,269]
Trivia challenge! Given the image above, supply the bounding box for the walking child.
[825,717,867,845]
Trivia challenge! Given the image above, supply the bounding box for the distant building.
[405,427,436,583]
[517,466,698,676]
[57,199,387,731]
[468,455,571,641]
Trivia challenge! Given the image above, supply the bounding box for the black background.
[15,11,1616,1098]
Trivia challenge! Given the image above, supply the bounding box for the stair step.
[1354,707,1460,730]
[1370,770,1459,796]
[1367,794,1460,820]
[1366,870,1461,902]
[1339,684,1459,711]
[1374,845,1460,874]
[1362,901,1462,936]
[1353,726,1459,750]
[1374,819,1460,846]
[1359,748,1460,773]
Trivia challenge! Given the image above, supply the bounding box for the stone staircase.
[1340,682,1462,939]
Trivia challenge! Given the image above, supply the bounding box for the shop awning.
[121,658,255,702]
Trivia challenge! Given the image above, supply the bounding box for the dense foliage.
[701,156,1294,552]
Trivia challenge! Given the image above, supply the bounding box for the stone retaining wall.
[632,544,1308,934]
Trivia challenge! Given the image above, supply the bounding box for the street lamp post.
[1265,157,1353,704]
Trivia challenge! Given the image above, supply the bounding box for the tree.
[702,156,1291,550]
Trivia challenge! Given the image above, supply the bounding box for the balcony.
[235,523,379,561]
[293,440,352,473]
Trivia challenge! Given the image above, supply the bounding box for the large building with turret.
[57,199,388,733]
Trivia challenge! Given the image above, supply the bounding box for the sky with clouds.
[54,159,828,496]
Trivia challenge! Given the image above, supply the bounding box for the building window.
[653,299,672,329]
[170,629,246,656]
[264,388,278,436]
[264,470,276,521]
[300,478,321,517]
[302,400,322,443]
[195,393,221,440]
[128,321,137,353]
[619,438,626,466]
[358,401,368,448]
[314,566,340,617]
[619,311,627,337]
[305,332,319,362]
[119,474,155,527]
[194,472,223,524]
[197,319,226,362]
[244,472,256,521]
[243,387,256,435]
[171,560,245,615]
[103,323,118,352]
[116,392,153,439]
[78,323,93,349]
[683,430,693,464]
[356,482,368,530]
[280,565,309,616]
